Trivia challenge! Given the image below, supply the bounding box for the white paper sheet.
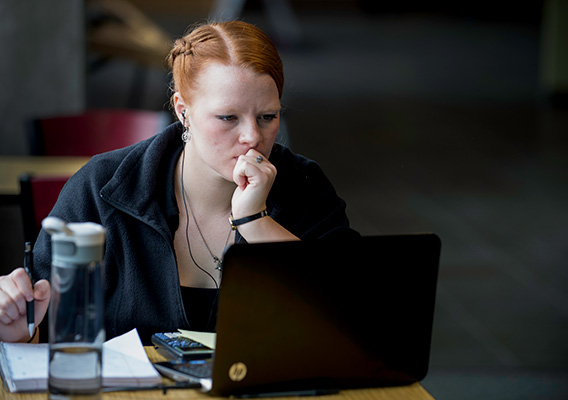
[177,329,217,349]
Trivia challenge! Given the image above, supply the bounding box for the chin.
[221,161,238,182]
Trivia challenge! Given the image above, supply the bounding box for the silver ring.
[256,155,263,164]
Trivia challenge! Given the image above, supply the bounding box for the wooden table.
[0,347,435,399]
[0,156,89,197]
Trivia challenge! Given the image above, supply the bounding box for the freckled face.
[181,63,281,183]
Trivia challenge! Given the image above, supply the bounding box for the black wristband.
[229,210,268,230]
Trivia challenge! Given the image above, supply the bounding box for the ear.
[173,92,188,123]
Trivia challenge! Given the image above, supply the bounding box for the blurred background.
[1,0,567,398]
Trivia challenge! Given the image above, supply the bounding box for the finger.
[11,268,34,302]
[233,156,251,189]
[239,153,276,179]
[0,289,22,324]
[244,149,277,178]
[232,166,262,191]
[234,160,271,192]
[0,270,30,315]
[245,148,266,159]
[243,149,271,168]
[33,280,51,325]
[33,280,51,302]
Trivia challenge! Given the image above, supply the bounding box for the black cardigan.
[33,122,358,344]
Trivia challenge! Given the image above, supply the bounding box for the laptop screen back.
[211,234,441,396]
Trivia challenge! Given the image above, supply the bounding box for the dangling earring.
[181,110,191,143]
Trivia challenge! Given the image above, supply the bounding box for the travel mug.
[43,217,105,400]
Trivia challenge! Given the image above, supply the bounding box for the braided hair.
[168,21,284,108]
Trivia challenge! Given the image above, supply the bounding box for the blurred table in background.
[0,156,89,202]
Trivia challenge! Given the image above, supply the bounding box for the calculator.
[151,332,214,360]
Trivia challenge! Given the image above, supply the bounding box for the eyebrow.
[212,106,281,115]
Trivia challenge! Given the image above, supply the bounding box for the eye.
[259,114,278,122]
[217,115,237,122]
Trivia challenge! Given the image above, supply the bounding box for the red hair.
[168,21,284,105]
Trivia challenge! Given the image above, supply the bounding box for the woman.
[0,21,358,344]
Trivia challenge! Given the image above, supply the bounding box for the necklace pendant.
[214,256,222,272]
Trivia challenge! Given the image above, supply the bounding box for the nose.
[238,120,262,147]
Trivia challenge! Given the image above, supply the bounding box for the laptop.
[156,234,441,397]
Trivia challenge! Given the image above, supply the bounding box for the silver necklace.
[179,147,232,284]
[186,199,232,272]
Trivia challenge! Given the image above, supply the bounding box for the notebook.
[0,329,162,393]
[164,234,441,397]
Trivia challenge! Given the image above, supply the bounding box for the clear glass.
[48,261,105,400]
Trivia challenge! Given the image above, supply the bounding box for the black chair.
[19,174,70,246]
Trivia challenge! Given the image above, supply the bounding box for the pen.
[102,381,202,394]
[23,242,34,337]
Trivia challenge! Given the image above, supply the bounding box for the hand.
[0,268,50,342]
[231,148,276,218]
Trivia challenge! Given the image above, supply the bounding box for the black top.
[180,286,219,332]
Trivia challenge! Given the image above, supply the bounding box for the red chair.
[19,174,70,245]
[29,109,171,156]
